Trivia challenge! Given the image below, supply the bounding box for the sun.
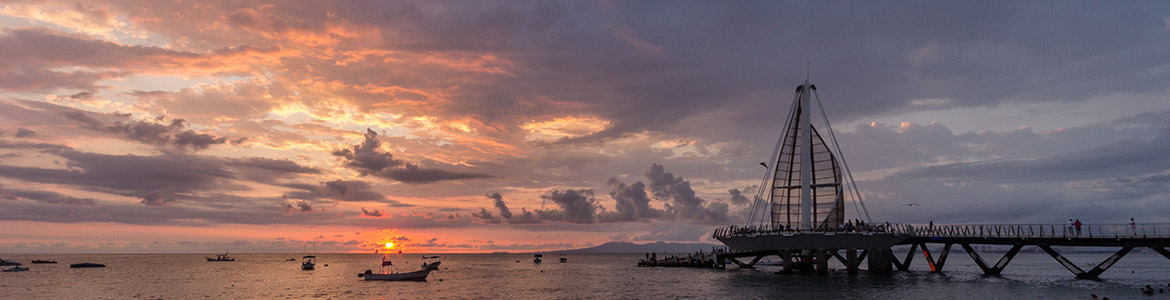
[384,242,394,249]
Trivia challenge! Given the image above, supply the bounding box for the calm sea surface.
[2,252,1168,299]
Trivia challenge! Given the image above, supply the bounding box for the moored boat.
[70,263,105,268]
[3,266,29,272]
[301,255,315,270]
[0,258,21,266]
[31,260,57,264]
[362,268,432,281]
[360,256,433,281]
[206,253,235,262]
[533,253,543,263]
[421,256,441,270]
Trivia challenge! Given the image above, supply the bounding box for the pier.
[713,223,1170,279]
[713,79,1170,280]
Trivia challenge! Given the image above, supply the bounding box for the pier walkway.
[713,223,1170,279]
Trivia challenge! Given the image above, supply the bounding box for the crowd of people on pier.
[637,250,718,268]
[716,219,895,237]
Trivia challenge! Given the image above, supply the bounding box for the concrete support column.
[868,248,893,274]
[816,248,829,273]
[780,250,793,274]
[846,249,859,274]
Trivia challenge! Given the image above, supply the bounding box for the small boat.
[533,253,543,263]
[359,256,433,281]
[31,260,57,264]
[421,256,441,270]
[363,268,433,281]
[0,258,21,266]
[3,266,29,272]
[559,257,567,263]
[70,263,105,268]
[301,256,315,270]
[206,253,234,262]
[287,258,296,261]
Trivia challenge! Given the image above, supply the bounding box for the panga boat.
[421,256,441,270]
[533,253,543,263]
[206,253,235,262]
[3,266,29,272]
[0,258,21,266]
[360,256,433,281]
[31,260,57,264]
[301,256,316,270]
[70,263,105,268]
[363,269,433,281]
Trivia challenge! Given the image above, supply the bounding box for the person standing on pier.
[1074,219,1082,236]
[1131,218,1137,235]
[1066,219,1075,236]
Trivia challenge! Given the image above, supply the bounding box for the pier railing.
[902,223,1170,239]
[714,223,1170,239]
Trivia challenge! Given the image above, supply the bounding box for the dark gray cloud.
[382,1,1170,149]
[600,179,659,222]
[486,192,512,219]
[645,163,730,223]
[0,187,95,205]
[473,164,738,225]
[473,190,595,224]
[282,180,407,207]
[0,27,273,92]
[332,128,494,183]
[540,189,598,223]
[317,180,383,202]
[482,194,554,224]
[139,187,177,206]
[728,188,750,206]
[62,111,228,152]
[848,117,1170,225]
[471,207,500,224]
[282,200,312,213]
[360,207,386,217]
[0,142,319,204]
[14,128,37,138]
[0,65,126,92]
[898,128,1170,184]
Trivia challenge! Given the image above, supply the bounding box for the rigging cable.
[746,90,801,227]
[813,90,873,223]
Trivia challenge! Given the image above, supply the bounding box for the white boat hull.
[421,261,441,270]
[363,269,432,281]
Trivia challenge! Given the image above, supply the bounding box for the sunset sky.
[2,1,1170,253]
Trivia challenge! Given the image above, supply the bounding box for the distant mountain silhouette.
[554,241,720,254]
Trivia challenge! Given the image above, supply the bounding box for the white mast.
[799,80,813,231]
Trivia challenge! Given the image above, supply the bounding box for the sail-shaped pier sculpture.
[712,80,1170,278]
[713,80,907,273]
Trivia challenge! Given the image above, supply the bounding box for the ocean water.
[1,252,1168,299]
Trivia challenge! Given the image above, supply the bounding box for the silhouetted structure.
[712,80,1170,279]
